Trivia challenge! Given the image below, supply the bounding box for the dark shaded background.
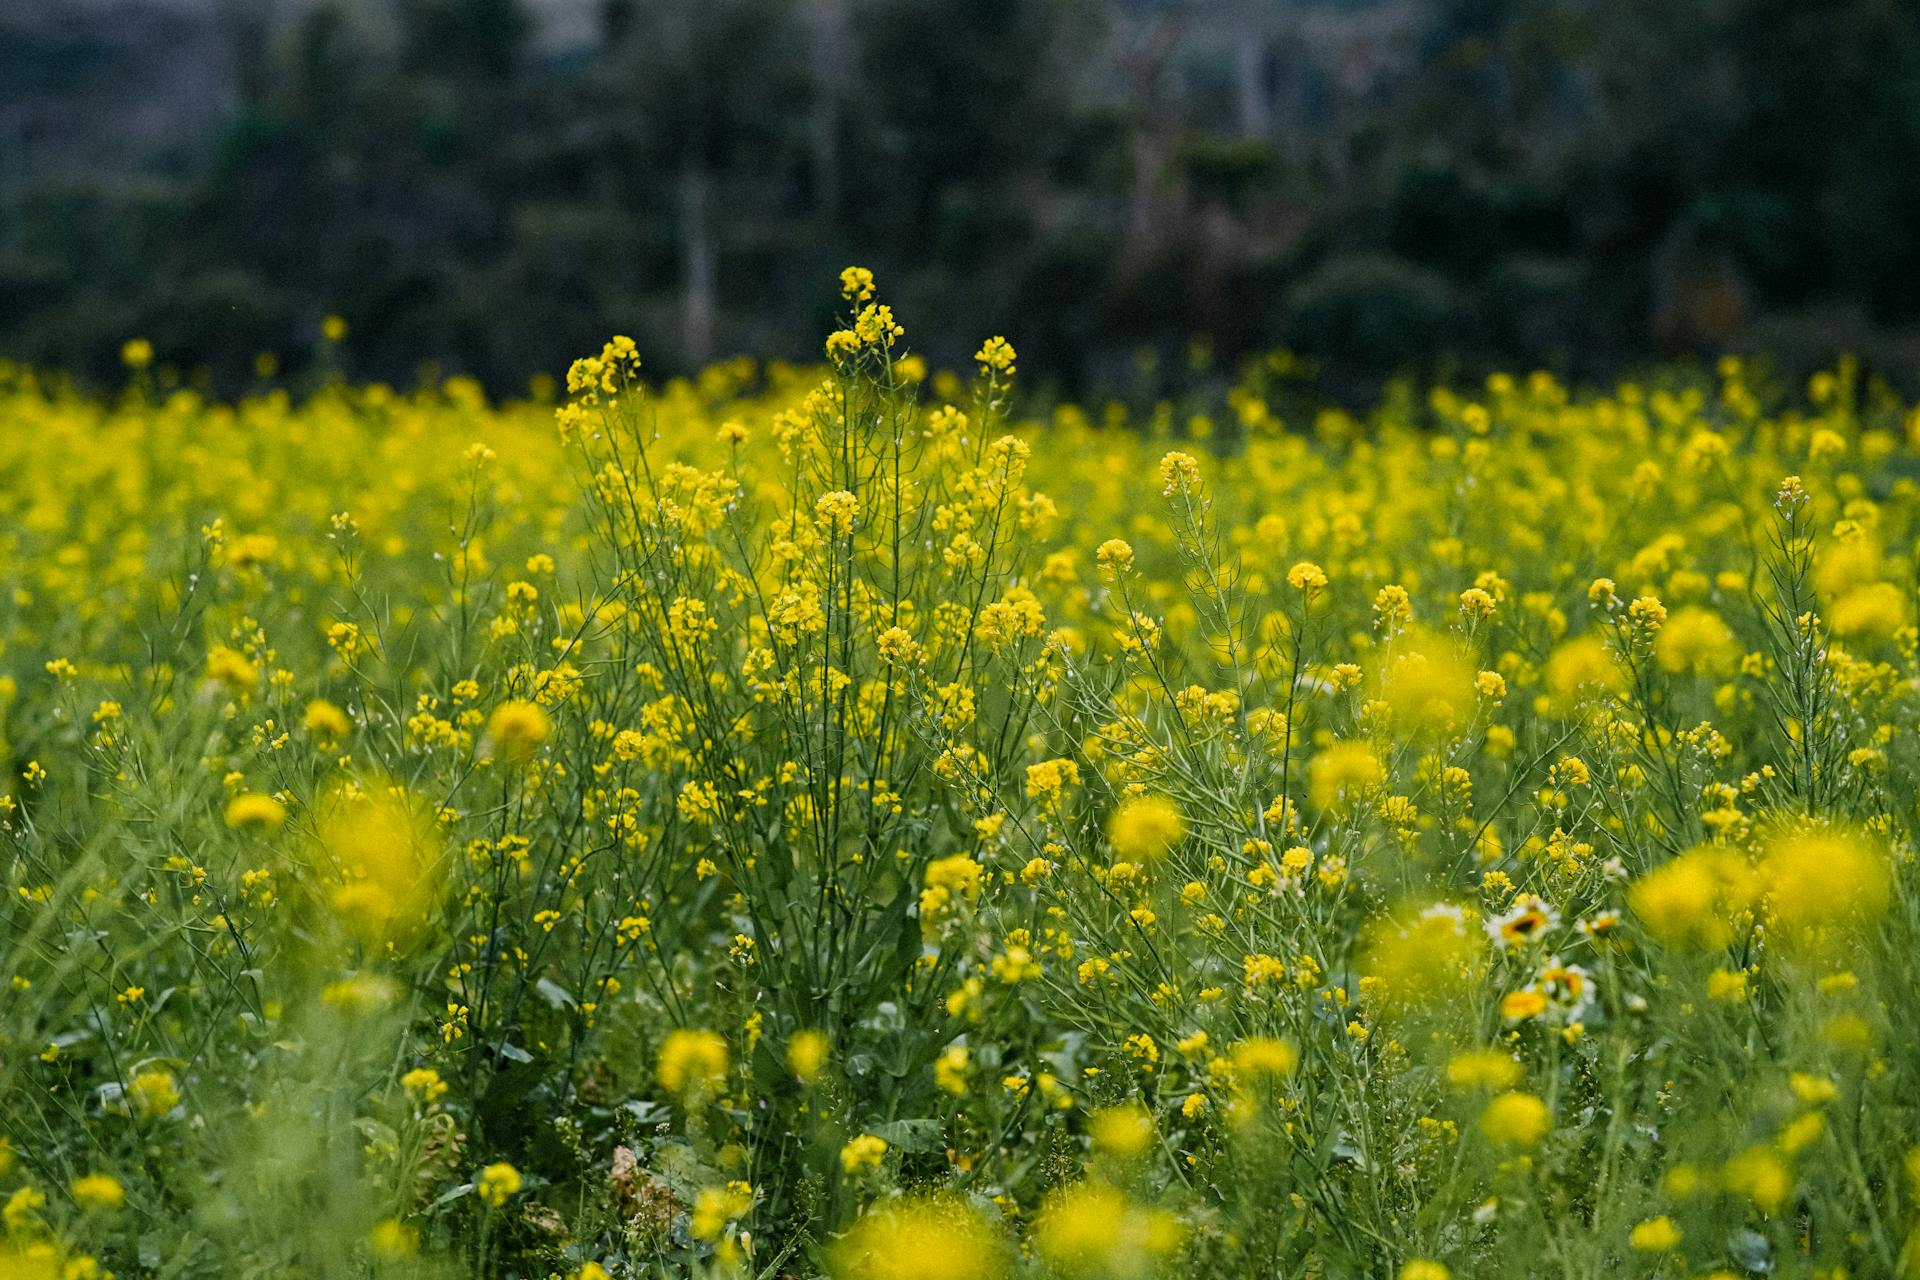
[6,0,1920,401]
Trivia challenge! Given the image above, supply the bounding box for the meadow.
[4,272,1920,1279]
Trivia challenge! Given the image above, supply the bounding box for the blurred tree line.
[4,0,1920,399]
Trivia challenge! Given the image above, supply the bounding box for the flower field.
[6,275,1920,1279]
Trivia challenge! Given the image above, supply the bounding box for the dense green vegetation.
[6,0,1920,396]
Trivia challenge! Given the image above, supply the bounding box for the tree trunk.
[809,0,848,230]
[1234,28,1269,139]
[681,165,716,367]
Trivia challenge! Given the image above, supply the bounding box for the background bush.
[7,0,1920,399]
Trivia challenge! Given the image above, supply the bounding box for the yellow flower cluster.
[4,283,1920,1280]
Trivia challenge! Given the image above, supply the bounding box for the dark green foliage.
[4,0,1920,399]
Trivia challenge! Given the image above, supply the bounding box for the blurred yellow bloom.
[1034,1183,1183,1279]
[315,788,441,943]
[303,699,352,738]
[1654,606,1738,674]
[1629,847,1750,948]
[1308,741,1384,810]
[1361,905,1483,1012]
[1628,1216,1680,1251]
[1446,1049,1521,1091]
[68,1174,123,1212]
[833,1197,1003,1280]
[1722,1146,1792,1215]
[1376,633,1476,733]
[1544,634,1624,705]
[1478,1091,1550,1150]
[485,699,552,764]
[690,1184,752,1240]
[787,1029,829,1084]
[369,1218,419,1256]
[657,1028,729,1097]
[127,1069,180,1121]
[1756,827,1890,946]
[224,792,286,829]
[839,1133,888,1175]
[476,1162,522,1209]
[1108,795,1185,862]
[1089,1102,1156,1159]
